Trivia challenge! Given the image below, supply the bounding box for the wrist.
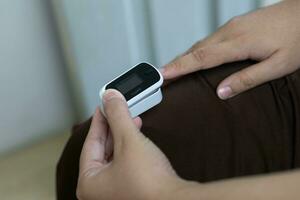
[157,177,205,200]
[145,176,187,200]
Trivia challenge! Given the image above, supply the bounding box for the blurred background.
[0,0,280,199]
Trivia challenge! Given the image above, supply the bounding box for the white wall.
[53,0,221,118]
[0,0,74,154]
[53,0,139,118]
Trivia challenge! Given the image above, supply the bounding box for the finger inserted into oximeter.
[99,62,163,118]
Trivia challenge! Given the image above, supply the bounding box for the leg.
[56,60,300,199]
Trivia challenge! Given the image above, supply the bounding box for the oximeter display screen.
[106,63,160,101]
[115,74,143,94]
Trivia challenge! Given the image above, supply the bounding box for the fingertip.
[160,65,172,79]
[163,57,183,78]
[102,89,137,142]
[103,89,125,104]
[91,106,104,127]
[94,106,102,117]
[133,117,143,129]
[217,76,236,100]
[103,89,129,118]
[217,86,233,100]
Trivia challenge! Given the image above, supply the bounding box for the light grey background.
[0,0,74,154]
[0,0,280,154]
[53,0,280,119]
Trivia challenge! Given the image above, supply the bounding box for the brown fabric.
[56,60,300,200]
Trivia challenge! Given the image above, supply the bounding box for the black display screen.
[106,63,160,101]
[115,74,143,94]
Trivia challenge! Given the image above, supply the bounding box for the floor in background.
[0,132,70,200]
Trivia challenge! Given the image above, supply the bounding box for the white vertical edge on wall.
[52,0,135,118]
[148,0,213,66]
[0,0,75,154]
[51,0,87,119]
[193,0,216,41]
[122,0,155,65]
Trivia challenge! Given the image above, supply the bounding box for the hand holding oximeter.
[99,62,163,118]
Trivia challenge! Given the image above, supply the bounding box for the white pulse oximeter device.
[99,62,163,118]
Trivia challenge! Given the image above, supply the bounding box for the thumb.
[217,53,283,99]
[103,89,142,157]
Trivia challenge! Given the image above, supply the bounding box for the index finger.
[162,40,247,80]
[79,107,109,177]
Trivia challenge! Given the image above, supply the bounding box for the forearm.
[170,170,300,200]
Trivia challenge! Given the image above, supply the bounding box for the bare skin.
[77,0,300,199]
[77,90,300,200]
[76,90,180,200]
[162,0,300,99]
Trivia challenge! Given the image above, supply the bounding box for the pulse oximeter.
[99,62,163,118]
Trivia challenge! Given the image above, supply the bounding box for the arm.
[57,59,300,199]
[77,89,300,200]
[173,170,300,200]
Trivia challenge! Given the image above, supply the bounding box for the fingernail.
[103,89,123,103]
[217,86,232,100]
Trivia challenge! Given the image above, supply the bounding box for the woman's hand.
[76,89,183,200]
[76,92,300,200]
[162,0,300,99]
